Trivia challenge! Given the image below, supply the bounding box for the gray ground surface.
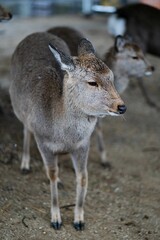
[0,15,160,240]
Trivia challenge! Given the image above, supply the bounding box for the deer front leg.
[96,120,111,169]
[21,127,31,174]
[71,145,89,231]
[35,139,62,230]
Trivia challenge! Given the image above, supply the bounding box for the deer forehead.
[124,43,143,56]
[78,55,110,74]
[72,57,114,87]
[75,68,114,88]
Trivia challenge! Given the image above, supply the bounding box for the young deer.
[9,32,126,230]
[100,35,154,166]
[0,5,12,21]
[103,35,154,94]
[107,3,160,57]
[47,26,154,166]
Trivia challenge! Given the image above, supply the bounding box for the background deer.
[0,5,12,114]
[47,26,153,167]
[9,32,126,230]
[107,3,160,57]
[103,35,154,94]
[0,5,12,21]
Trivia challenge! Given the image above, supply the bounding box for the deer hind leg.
[21,127,31,174]
[71,145,89,230]
[48,160,62,230]
[35,139,62,230]
[96,120,111,169]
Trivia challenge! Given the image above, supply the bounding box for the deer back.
[10,32,71,125]
[47,26,84,56]
[0,5,12,21]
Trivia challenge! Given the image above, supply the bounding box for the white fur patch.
[145,71,152,76]
[109,111,119,116]
[107,14,126,36]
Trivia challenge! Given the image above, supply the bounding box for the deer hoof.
[51,221,62,230]
[73,221,85,231]
[21,168,31,174]
[101,161,112,170]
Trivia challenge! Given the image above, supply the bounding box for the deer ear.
[124,34,133,43]
[78,38,95,56]
[115,35,126,52]
[49,43,75,71]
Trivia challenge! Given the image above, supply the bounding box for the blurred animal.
[47,26,153,166]
[48,26,85,56]
[0,5,12,21]
[10,32,126,230]
[103,35,154,94]
[107,3,160,57]
[0,5,12,114]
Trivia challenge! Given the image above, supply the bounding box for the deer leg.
[21,127,31,174]
[71,145,89,230]
[35,139,62,230]
[138,78,160,110]
[96,120,111,169]
[48,159,62,230]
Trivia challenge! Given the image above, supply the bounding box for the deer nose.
[118,105,127,114]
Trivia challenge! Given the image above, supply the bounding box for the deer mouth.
[108,111,120,116]
[145,71,153,76]
[97,111,119,117]
[109,105,127,116]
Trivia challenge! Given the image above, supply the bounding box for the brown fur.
[48,26,84,56]
[48,168,58,182]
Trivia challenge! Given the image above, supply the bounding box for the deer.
[9,31,126,230]
[107,3,160,57]
[103,35,154,94]
[0,5,12,114]
[47,26,154,167]
[107,3,160,110]
[0,5,12,21]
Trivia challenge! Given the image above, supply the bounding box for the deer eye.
[88,82,98,87]
[132,56,138,60]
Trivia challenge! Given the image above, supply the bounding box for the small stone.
[114,187,120,193]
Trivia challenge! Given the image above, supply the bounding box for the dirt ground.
[0,15,160,240]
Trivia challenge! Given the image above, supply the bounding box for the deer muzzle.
[145,65,155,76]
[109,99,127,115]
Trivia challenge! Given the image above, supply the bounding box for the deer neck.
[110,59,129,94]
[113,68,129,94]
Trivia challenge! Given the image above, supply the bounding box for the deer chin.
[95,111,116,118]
[108,111,120,116]
[100,109,121,117]
[96,109,120,117]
